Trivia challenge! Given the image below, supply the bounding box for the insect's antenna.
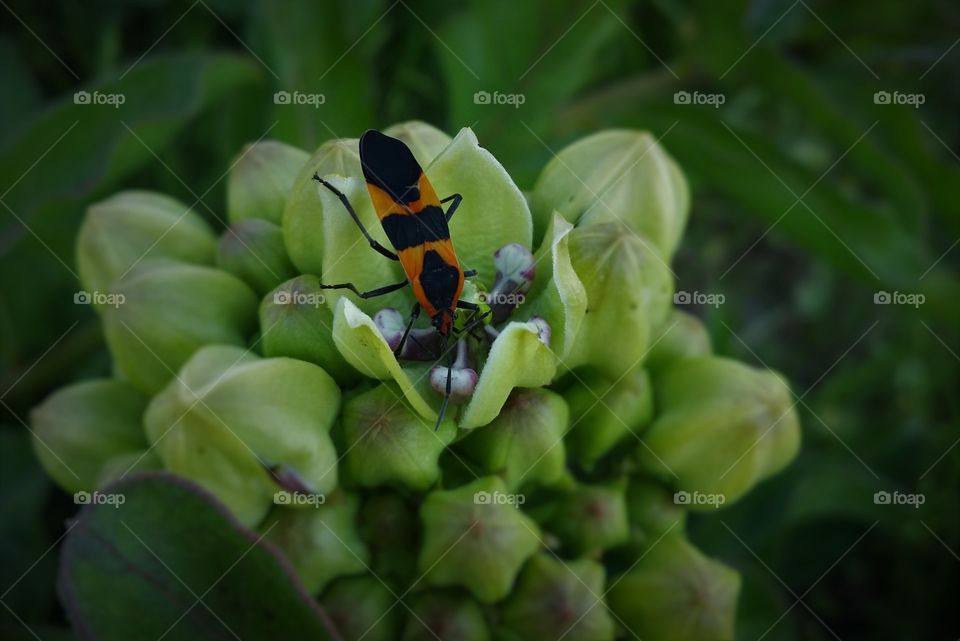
[434,333,453,432]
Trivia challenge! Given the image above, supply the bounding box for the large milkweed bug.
[313,130,487,430]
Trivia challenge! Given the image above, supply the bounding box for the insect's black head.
[432,308,456,335]
[359,130,422,204]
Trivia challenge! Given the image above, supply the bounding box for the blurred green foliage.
[1,0,957,639]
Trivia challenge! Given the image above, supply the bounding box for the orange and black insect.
[313,130,485,429]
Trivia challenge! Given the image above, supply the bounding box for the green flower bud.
[322,575,401,641]
[530,129,689,257]
[261,492,369,595]
[640,356,801,508]
[216,219,297,295]
[545,481,629,556]
[646,309,712,374]
[383,120,452,166]
[259,275,356,384]
[607,537,740,641]
[145,345,341,526]
[341,384,456,490]
[360,491,419,580]
[227,140,310,224]
[403,592,490,641]
[283,137,360,275]
[565,366,654,468]
[418,476,541,603]
[624,478,686,554]
[457,388,569,491]
[102,261,258,393]
[76,191,216,296]
[564,223,673,379]
[29,379,149,493]
[500,554,614,641]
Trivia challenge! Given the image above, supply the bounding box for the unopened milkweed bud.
[29,380,149,493]
[500,554,615,641]
[260,276,356,384]
[144,345,341,526]
[565,223,673,378]
[102,260,259,393]
[227,140,310,224]
[216,219,297,295]
[261,492,369,595]
[341,384,456,490]
[607,537,740,641]
[530,129,689,258]
[639,356,801,508]
[418,476,541,603]
[76,191,217,296]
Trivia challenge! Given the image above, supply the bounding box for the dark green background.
[1,1,957,639]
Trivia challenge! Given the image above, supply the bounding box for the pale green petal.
[320,175,409,316]
[144,345,342,527]
[564,223,674,378]
[331,298,436,420]
[227,140,310,225]
[427,128,532,287]
[530,130,689,256]
[76,191,217,296]
[282,138,361,275]
[515,212,586,359]
[383,121,452,166]
[459,321,556,430]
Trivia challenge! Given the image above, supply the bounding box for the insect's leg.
[463,269,478,277]
[440,193,463,222]
[393,302,421,357]
[452,306,492,338]
[456,300,481,311]
[319,279,408,299]
[313,173,399,261]
[434,333,454,432]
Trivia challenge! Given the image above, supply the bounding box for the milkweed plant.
[32,121,800,641]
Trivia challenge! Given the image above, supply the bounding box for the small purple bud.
[429,365,478,404]
[494,243,536,285]
[488,243,536,323]
[530,316,551,347]
[373,308,405,351]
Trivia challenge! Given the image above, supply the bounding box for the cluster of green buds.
[32,121,800,640]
